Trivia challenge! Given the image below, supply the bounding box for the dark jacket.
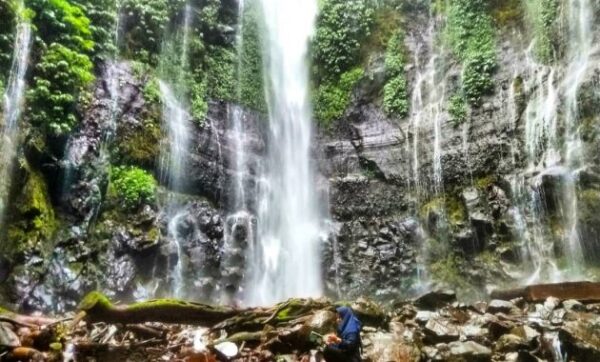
[333,307,362,356]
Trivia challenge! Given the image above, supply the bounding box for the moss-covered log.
[78,292,240,326]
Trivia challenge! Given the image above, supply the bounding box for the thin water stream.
[0,2,31,226]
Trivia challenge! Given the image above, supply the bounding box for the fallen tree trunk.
[77,292,336,335]
[490,281,600,302]
[78,292,241,326]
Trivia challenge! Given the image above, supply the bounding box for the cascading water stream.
[159,81,191,298]
[516,0,595,281]
[517,43,562,283]
[407,13,447,290]
[246,0,322,305]
[560,0,594,275]
[408,15,446,198]
[157,4,193,298]
[220,0,255,303]
[0,3,32,227]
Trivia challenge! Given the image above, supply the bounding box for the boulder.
[0,323,19,348]
[487,299,515,314]
[447,341,492,361]
[424,318,460,343]
[560,319,600,361]
[414,290,457,310]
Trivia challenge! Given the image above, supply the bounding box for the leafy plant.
[383,30,409,118]
[26,43,94,137]
[119,0,183,63]
[313,0,374,79]
[314,67,364,126]
[109,166,157,209]
[448,94,467,126]
[72,0,118,59]
[26,0,94,52]
[445,0,497,105]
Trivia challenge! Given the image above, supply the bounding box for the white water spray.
[246,0,322,305]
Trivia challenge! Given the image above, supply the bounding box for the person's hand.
[325,334,341,345]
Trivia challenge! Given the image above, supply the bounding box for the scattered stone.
[0,323,20,348]
[414,290,457,310]
[496,333,527,353]
[448,340,492,361]
[487,299,515,314]
[511,325,540,347]
[563,299,585,312]
[424,318,460,343]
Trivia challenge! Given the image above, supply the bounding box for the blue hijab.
[336,306,362,338]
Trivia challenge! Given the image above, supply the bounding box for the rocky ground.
[1,284,600,361]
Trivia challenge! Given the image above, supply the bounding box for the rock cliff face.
[318,2,600,302]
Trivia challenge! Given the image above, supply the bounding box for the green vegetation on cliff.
[109,166,157,209]
[525,0,561,63]
[445,0,497,105]
[27,43,94,137]
[382,30,408,118]
[312,0,374,125]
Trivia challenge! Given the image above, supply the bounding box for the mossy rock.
[78,291,113,311]
[5,165,57,255]
[115,118,161,169]
[421,195,467,227]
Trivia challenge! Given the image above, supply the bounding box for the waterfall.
[159,81,191,298]
[246,0,321,305]
[560,0,593,274]
[518,44,562,283]
[220,0,254,304]
[0,3,32,226]
[409,16,446,198]
[516,0,594,281]
[156,2,194,299]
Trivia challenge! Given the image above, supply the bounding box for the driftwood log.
[490,281,600,302]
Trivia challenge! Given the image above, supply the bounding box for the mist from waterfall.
[246,0,322,305]
[0,2,32,227]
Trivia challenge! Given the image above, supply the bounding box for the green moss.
[429,254,470,290]
[6,166,57,254]
[116,119,161,168]
[445,0,497,105]
[475,175,495,190]
[490,0,524,26]
[421,195,466,226]
[78,291,113,311]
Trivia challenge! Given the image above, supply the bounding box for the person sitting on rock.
[323,306,362,362]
